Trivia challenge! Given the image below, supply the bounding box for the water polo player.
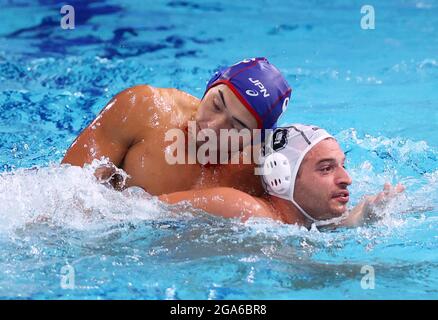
[62,58,291,196]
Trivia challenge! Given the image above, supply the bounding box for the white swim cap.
[262,124,335,225]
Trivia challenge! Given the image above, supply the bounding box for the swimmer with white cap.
[160,124,405,228]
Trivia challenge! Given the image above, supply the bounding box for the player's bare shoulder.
[103,85,199,143]
[105,84,183,132]
[149,87,200,128]
[97,85,154,127]
[171,88,200,113]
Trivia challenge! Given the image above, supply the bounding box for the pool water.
[0,0,437,299]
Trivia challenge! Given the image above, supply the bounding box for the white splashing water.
[0,158,166,234]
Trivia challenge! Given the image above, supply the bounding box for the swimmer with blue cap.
[198,57,291,141]
[62,58,291,197]
[160,124,405,228]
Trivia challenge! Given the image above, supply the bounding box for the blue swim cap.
[204,57,292,132]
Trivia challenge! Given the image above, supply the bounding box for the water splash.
[0,158,166,234]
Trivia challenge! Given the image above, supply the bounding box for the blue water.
[0,0,437,299]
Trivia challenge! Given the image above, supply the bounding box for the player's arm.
[158,187,272,221]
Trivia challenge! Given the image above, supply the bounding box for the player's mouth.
[332,190,349,204]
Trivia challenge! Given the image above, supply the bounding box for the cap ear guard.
[262,152,292,199]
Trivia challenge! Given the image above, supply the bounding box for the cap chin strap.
[289,198,317,223]
[290,198,346,227]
